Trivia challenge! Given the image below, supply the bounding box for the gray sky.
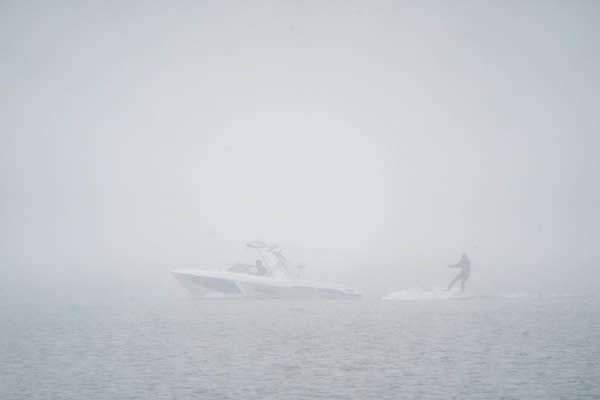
[1,1,599,296]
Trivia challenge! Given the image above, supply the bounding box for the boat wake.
[382,287,472,301]
[382,288,583,301]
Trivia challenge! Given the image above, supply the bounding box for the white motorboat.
[171,241,361,299]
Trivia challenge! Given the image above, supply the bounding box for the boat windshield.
[227,261,269,276]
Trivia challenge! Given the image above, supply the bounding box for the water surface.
[2,294,598,399]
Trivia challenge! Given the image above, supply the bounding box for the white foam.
[382,287,471,301]
[382,288,585,301]
[499,292,534,299]
[499,292,581,299]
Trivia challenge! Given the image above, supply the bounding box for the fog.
[1,1,599,298]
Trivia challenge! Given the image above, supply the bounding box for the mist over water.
[1,1,599,398]
[2,0,599,296]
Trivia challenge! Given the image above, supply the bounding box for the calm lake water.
[1,293,599,399]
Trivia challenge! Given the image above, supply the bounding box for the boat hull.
[171,270,361,299]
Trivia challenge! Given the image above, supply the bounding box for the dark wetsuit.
[446,254,471,292]
[255,260,267,276]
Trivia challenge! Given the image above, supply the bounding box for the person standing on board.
[446,253,471,292]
